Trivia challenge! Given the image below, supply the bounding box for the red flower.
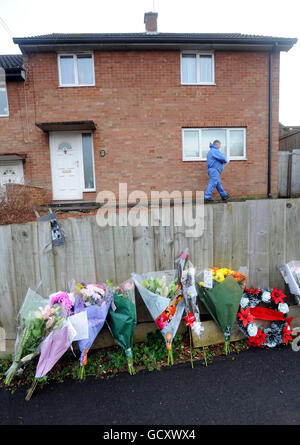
[184,312,196,328]
[284,317,293,327]
[237,307,254,327]
[282,326,293,345]
[245,288,261,295]
[271,287,287,304]
[247,329,267,347]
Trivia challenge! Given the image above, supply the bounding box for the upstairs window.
[182,128,246,161]
[181,52,215,85]
[58,53,95,87]
[0,84,9,117]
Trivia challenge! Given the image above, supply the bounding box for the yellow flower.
[215,272,225,282]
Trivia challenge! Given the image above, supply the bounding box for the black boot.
[222,194,231,201]
[204,197,215,203]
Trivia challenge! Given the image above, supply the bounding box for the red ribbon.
[179,253,189,259]
[249,307,284,321]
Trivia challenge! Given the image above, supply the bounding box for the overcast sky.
[0,0,299,125]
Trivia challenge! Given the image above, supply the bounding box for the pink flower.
[123,281,134,291]
[51,292,73,313]
[81,284,105,299]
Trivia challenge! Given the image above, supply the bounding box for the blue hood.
[206,142,228,173]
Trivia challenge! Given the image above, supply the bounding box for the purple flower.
[51,292,73,314]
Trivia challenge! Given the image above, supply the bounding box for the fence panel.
[1,198,300,343]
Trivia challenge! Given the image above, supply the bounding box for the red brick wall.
[0,49,280,200]
[5,183,47,206]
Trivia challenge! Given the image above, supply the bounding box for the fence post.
[278,151,291,197]
[0,327,6,352]
[291,149,300,197]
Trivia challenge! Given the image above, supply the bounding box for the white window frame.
[182,128,247,161]
[181,51,215,85]
[0,86,9,117]
[80,132,96,192]
[57,52,95,87]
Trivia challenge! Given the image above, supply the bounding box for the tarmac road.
[1,346,300,425]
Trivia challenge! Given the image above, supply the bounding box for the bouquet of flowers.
[5,289,73,385]
[73,282,113,379]
[26,291,89,400]
[132,270,185,365]
[197,268,245,354]
[175,249,204,367]
[140,276,179,299]
[106,279,137,375]
[281,261,300,305]
[236,287,293,348]
[199,267,247,288]
[5,288,67,386]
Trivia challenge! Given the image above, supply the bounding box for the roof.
[0,54,25,81]
[35,120,97,132]
[0,54,23,69]
[13,32,297,52]
[280,128,300,141]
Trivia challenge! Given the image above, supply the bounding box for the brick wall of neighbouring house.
[1,50,280,200]
[5,183,48,206]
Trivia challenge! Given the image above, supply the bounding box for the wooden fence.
[1,197,300,348]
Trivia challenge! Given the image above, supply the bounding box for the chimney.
[144,12,158,33]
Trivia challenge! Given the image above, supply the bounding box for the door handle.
[76,160,79,168]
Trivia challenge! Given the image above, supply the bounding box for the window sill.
[83,189,96,193]
[58,84,96,88]
[182,158,248,162]
[181,83,216,86]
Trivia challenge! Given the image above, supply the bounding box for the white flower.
[240,297,249,309]
[247,323,258,337]
[262,291,271,303]
[266,340,277,348]
[192,321,204,338]
[278,303,289,314]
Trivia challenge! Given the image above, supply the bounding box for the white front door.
[50,132,83,200]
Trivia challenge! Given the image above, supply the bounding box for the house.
[0,12,297,203]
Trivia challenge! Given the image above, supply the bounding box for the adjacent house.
[0,12,297,202]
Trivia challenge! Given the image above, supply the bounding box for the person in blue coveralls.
[204,140,231,203]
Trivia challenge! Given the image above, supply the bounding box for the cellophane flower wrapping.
[5,288,51,385]
[6,288,73,385]
[132,270,185,365]
[106,279,137,374]
[73,282,113,377]
[197,274,244,353]
[175,249,203,340]
[281,261,300,305]
[25,294,88,400]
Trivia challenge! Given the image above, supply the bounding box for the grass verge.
[0,331,251,394]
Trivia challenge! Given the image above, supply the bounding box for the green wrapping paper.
[197,275,243,353]
[106,283,137,375]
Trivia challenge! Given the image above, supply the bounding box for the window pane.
[77,55,94,85]
[0,87,8,116]
[60,56,75,85]
[230,130,244,157]
[183,131,199,157]
[201,129,226,159]
[82,133,95,189]
[199,55,213,82]
[181,54,197,83]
